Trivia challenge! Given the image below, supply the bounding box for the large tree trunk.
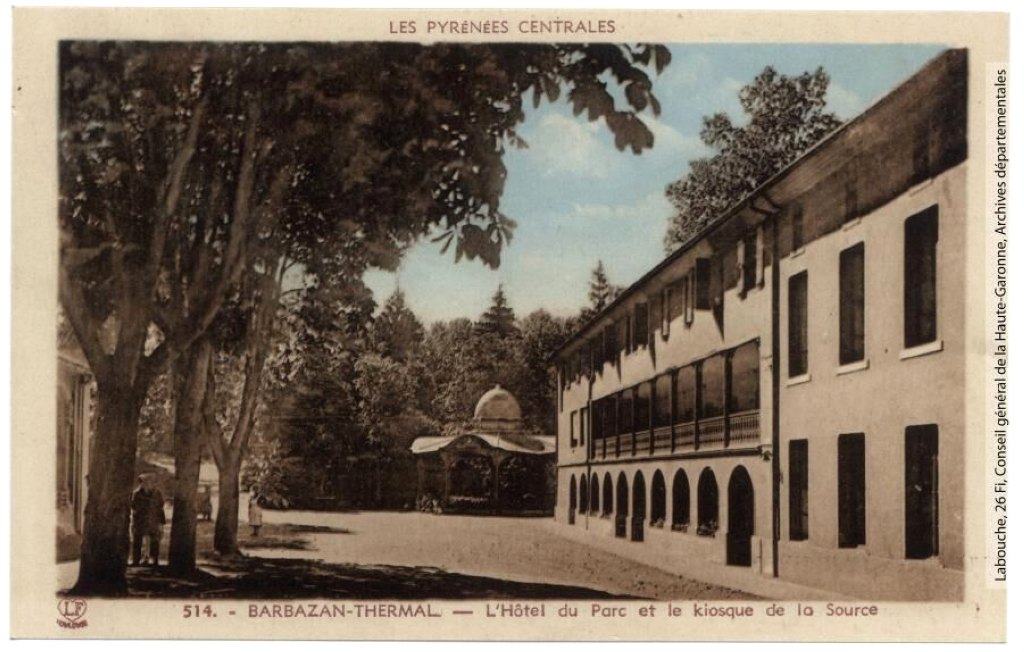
[168,339,213,573]
[71,383,144,595]
[213,452,242,555]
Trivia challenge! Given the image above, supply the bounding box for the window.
[729,341,760,413]
[651,294,663,342]
[905,425,939,559]
[579,474,588,514]
[590,474,600,515]
[591,400,603,445]
[633,303,649,350]
[674,365,696,423]
[700,355,726,419]
[789,439,809,541]
[635,382,651,433]
[791,204,804,251]
[788,272,809,377]
[569,409,577,447]
[603,395,618,443]
[604,323,617,365]
[741,231,758,293]
[668,281,683,322]
[904,206,939,348]
[837,433,866,548]
[839,243,866,364]
[695,258,711,309]
[661,286,672,336]
[653,373,673,428]
[618,390,634,436]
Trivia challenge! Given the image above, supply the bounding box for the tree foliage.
[664,66,842,248]
[59,40,670,591]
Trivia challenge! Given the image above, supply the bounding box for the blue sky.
[363,43,946,324]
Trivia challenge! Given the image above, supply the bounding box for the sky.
[363,43,947,324]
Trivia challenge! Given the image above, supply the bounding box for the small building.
[57,320,94,561]
[411,385,555,514]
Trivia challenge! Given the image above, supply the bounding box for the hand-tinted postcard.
[11,7,1009,641]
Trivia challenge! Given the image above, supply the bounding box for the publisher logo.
[57,598,88,629]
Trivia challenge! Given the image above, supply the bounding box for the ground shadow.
[120,556,636,600]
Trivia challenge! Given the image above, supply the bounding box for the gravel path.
[247,509,757,601]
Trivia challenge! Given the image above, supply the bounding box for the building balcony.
[594,410,761,460]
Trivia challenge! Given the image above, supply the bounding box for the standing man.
[130,474,166,566]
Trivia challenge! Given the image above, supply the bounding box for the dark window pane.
[905,425,939,559]
[604,324,617,365]
[603,395,618,440]
[789,439,809,540]
[729,341,760,412]
[837,433,866,548]
[635,382,651,432]
[675,366,696,423]
[700,355,725,419]
[634,303,649,349]
[788,272,808,377]
[668,282,683,321]
[618,390,634,435]
[840,243,866,364]
[695,258,711,309]
[904,206,939,348]
[654,374,673,428]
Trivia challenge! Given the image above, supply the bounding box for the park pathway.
[243,508,756,601]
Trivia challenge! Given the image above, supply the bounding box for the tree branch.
[148,98,208,285]
[58,261,111,382]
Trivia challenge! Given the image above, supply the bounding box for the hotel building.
[552,49,967,600]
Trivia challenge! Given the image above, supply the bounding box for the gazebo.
[410,385,555,514]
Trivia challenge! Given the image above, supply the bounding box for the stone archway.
[727,466,755,567]
[631,471,646,542]
[615,472,629,538]
[568,475,577,525]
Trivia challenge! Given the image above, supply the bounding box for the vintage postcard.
[10,7,1010,641]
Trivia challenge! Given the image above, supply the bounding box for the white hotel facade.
[552,50,968,600]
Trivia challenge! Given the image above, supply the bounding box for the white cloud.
[657,52,714,89]
[526,113,611,179]
[568,190,672,223]
[647,118,708,161]
[825,81,865,120]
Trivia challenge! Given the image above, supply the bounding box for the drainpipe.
[753,197,781,579]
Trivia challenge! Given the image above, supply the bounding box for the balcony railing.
[698,415,726,447]
[728,409,760,443]
[653,426,672,452]
[591,411,760,460]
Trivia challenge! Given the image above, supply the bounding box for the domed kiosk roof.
[473,385,521,423]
